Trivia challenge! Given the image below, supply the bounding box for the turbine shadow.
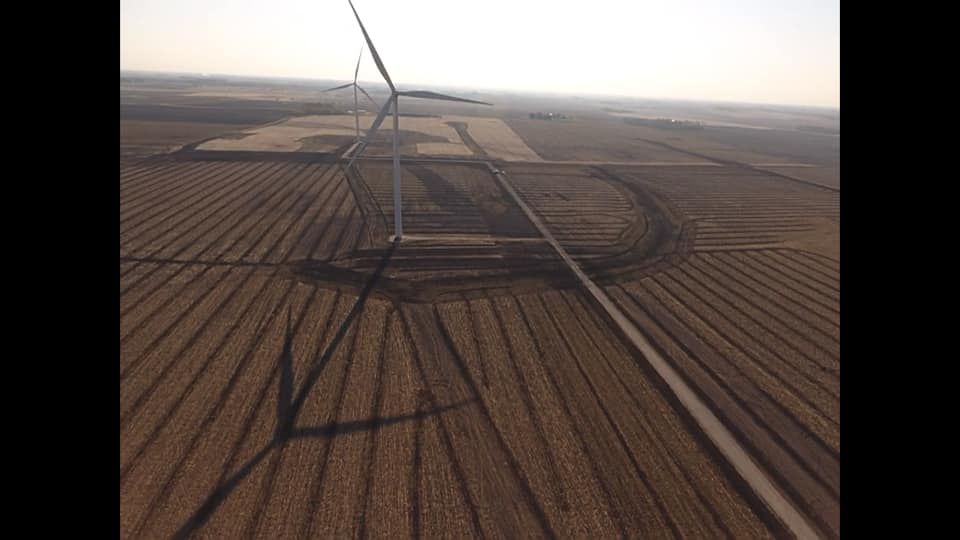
[173,240,465,539]
[172,399,472,540]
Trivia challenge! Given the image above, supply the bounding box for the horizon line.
[120,68,840,111]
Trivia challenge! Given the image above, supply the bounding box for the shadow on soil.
[173,240,474,539]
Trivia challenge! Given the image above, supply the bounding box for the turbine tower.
[320,45,380,141]
[344,0,492,242]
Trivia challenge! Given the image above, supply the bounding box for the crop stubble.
[120,154,840,538]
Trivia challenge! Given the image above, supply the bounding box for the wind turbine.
[320,45,380,141]
[344,0,492,242]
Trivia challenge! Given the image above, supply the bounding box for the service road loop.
[488,163,823,540]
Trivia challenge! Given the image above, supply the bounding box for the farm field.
[506,113,839,188]
[120,155,786,538]
[758,166,840,190]
[505,116,711,163]
[120,76,840,539]
[602,165,840,537]
[121,120,251,160]
[197,114,541,161]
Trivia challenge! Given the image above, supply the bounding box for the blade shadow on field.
[174,239,473,539]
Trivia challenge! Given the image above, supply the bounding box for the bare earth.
[120,80,839,539]
[197,114,539,160]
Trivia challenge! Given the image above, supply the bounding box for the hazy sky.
[120,0,839,108]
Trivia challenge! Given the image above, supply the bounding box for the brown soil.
[121,152,838,538]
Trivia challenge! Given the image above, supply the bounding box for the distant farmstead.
[529,112,569,120]
[623,116,705,130]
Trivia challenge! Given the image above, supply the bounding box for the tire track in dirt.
[297,182,352,261]
[696,252,839,341]
[510,295,688,535]
[637,277,841,466]
[121,160,291,260]
[220,164,333,263]
[121,160,330,380]
[120,162,324,378]
[555,289,772,539]
[667,264,841,390]
[121,161,279,247]
[190,292,361,538]
[461,294,495,385]
[120,160,218,210]
[120,266,248,382]
[687,255,840,356]
[548,290,719,538]
[768,250,840,284]
[120,160,197,191]
[120,270,288,472]
[120,161,249,226]
[486,294,571,514]
[356,309,395,539]
[120,161,327,334]
[120,160,229,222]
[120,269,254,410]
[654,269,840,436]
[120,160,282,282]
[292,300,370,539]
[243,164,342,264]
[266,166,345,264]
[121,278,300,538]
[782,247,839,268]
[317,204,359,261]
[164,288,339,538]
[776,248,840,276]
[724,252,839,316]
[511,294,634,536]
[751,251,839,296]
[361,312,419,538]
[497,164,823,537]
[403,308,484,539]
[138,284,321,537]
[712,252,839,324]
[605,285,839,538]
[120,261,213,340]
[171,162,314,261]
[465,296,570,517]
[407,303,557,537]
[255,302,391,539]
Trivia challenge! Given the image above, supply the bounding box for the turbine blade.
[321,82,354,92]
[346,98,393,170]
[356,84,379,109]
[398,90,492,106]
[347,0,395,92]
[354,45,363,84]
[365,98,393,142]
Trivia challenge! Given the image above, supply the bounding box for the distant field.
[601,101,838,132]
[758,166,841,190]
[121,103,294,125]
[689,127,838,168]
[505,117,710,163]
[120,120,246,159]
[119,95,304,159]
[444,116,542,161]
[120,156,786,538]
[197,114,539,160]
[120,76,840,539]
